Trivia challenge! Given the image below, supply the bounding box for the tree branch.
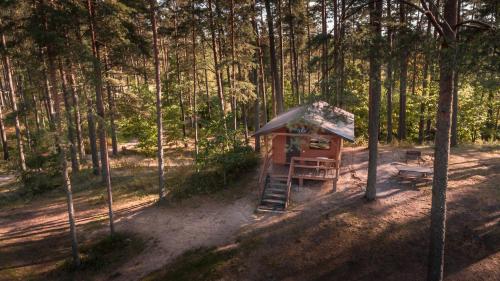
[397,0,452,41]
[455,20,496,30]
[342,0,384,23]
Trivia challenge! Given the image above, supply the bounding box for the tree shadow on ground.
[219,154,499,281]
[0,196,154,281]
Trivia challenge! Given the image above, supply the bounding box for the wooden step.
[266,187,286,193]
[256,206,285,213]
[261,198,286,204]
[264,193,286,199]
[270,183,287,188]
[270,178,287,182]
[270,174,288,179]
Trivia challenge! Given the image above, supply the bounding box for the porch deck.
[269,156,339,189]
[270,162,337,180]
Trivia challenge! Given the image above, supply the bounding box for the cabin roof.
[253,101,355,142]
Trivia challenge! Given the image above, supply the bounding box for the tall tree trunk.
[0,76,5,107]
[58,62,79,173]
[333,0,339,105]
[17,78,32,152]
[150,0,165,200]
[41,54,56,127]
[321,0,329,97]
[52,56,81,271]
[230,0,237,131]
[386,0,394,143]
[398,2,408,140]
[191,0,199,157]
[173,6,187,147]
[338,0,346,107]
[86,89,100,175]
[306,1,311,98]
[450,0,461,147]
[419,21,432,144]
[365,0,383,201]
[264,0,284,114]
[253,68,260,152]
[450,71,459,146]
[87,0,115,235]
[201,41,211,118]
[288,0,299,104]
[277,0,285,103]
[0,96,7,160]
[426,0,457,279]
[253,3,267,124]
[1,32,26,172]
[103,48,118,156]
[33,91,43,133]
[208,0,225,116]
[67,61,85,161]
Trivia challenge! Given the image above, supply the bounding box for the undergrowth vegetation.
[168,144,259,199]
[43,232,144,280]
[142,247,237,281]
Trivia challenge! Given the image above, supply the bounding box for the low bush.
[168,144,259,199]
[20,152,61,194]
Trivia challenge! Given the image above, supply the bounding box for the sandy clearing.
[1,145,498,281]
[109,195,259,281]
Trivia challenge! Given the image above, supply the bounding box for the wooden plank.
[262,198,286,204]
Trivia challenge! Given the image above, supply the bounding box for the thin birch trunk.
[87,0,115,235]
[150,0,165,200]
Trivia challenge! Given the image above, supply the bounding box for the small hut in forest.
[253,101,355,212]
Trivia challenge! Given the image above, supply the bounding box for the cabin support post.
[333,139,343,192]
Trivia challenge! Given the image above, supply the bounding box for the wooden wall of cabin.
[271,130,342,165]
[271,128,287,164]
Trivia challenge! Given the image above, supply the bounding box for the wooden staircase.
[257,175,289,212]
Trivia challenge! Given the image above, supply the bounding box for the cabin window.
[309,137,330,150]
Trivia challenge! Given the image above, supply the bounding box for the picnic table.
[396,165,433,178]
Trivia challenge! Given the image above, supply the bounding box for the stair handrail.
[286,157,297,208]
[258,147,273,184]
[258,152,272,200]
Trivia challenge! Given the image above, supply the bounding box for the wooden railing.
[286,159,295,208]
[258,147,273,199]
[291,156,337,175]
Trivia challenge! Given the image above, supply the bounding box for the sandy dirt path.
[110,195,258,281]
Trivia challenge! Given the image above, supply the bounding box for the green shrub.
[169,145,259,199]
[21,152,61,194]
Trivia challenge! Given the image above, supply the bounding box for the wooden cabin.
[254,101,355,212]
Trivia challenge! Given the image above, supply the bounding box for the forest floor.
[0,144,499,281]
